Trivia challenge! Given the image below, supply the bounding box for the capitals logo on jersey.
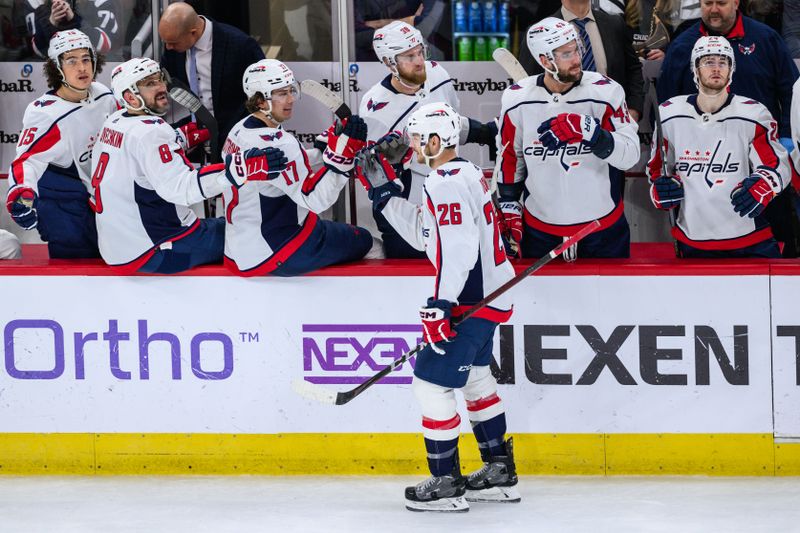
[674,140,740,187]
[366,98,388,112]
[142,118,163,125]
[436,168,461,177]
[33,98,56,107]
[739,43,756,55]
[260,131,283,142]
[593,77,612,86]
[524,140,592,171]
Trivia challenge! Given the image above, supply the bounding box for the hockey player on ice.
[6,29,116,259]
[91,58,284,274]
[648,36,790,258]
[220,59,373,276]
[496,18,639,260]
[359,20,497,259]
[355,102,519,513]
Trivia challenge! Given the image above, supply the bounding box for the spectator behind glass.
[355,1,447,61]
[658,0,800,256]
[24,0,128,61]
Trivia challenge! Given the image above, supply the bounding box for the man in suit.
[158,2,264,155]
[519,0,645,120]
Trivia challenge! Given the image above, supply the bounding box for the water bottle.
[454,1,467,33]
[498,1,510,33]
[489,36,501,55]
[483,1,497,33]
[468,1,482,32]
[474,36,488,61]
[458,37,474,61]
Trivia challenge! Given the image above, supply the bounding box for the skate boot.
[465,437,521,503]
[405,451,469,512]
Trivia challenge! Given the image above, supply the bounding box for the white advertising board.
[0,274,772,434]
[771,275,800,438]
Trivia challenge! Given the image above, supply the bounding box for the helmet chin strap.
[258,99,282,126]
[57,60,95,99]
[126,92,166,117]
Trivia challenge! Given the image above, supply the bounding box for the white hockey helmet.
[47,29,95,63]
[110,57,165,115]
[691,36,735,89]
[242,59,297,98]
[372,20,427,67]
[406,102,460,165]
[526,17,582,82]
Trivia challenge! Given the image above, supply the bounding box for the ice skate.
[465,437,521,503]
[405,452,468,512]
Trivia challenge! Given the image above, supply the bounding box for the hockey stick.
[292,219,602,406]
[300,79,358,225]
[490,49,528,194]
[647,80,678,234]
[164,72,221,164]
[300,79,352,120]
[492,47,528,84]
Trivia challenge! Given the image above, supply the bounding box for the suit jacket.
[519,9,645,114]
[161,19,265,152]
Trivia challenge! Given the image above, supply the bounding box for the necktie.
[188,47,199,121]
[572,18,596,72]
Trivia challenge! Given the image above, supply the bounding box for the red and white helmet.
[691,36,735,89]
[406,102,461,165]
[111,57,165,115]
[526,17,582,82]
[372,20,426,67]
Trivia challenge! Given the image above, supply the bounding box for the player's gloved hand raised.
[6,186,38,230]
[354,151,404,211]
[730,171,776,218]
[420,298,457,355]
[224,147,288,188]
[538,113,601,150]
[498,200,523,258]
[174,121,210,153]
[370,130,413,167]
[322,116,368,174]
[649,175,684,210]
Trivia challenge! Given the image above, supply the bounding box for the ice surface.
[1,476,799,533]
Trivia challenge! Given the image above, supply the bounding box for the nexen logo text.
[302,324,422,385]
[3,319,235,380]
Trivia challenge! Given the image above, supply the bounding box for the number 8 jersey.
[91,109,232,271]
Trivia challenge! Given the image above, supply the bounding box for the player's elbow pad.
[497,182,524,203]
[590,129,614,159]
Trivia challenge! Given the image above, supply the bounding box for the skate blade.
[465,485,521,503]
[405,496,469,513]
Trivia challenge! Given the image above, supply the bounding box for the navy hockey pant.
[139,218,225,274]
[413,317,497,389]
[36,171,100,259]
[270,219,372,276]
[677,238,781,258]
[522,214,631,259]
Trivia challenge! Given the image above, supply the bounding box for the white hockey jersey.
[497,72,639,236]
[358,61,460,209]
[648,93,789,249]
[383,158,514,322]
[788,77,800,189]
[8,83,116,197]
[92,110,232,270]
[220,116,347,275]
